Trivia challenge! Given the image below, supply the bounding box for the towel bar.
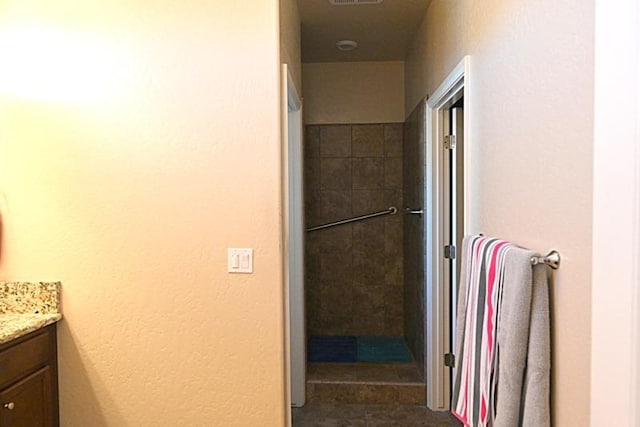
[478,234,561,270]
[530,250,561,270]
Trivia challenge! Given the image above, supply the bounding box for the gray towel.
[493,247,551,427]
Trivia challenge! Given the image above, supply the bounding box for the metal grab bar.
[306,207,397,232]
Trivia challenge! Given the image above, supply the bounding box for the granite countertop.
[0,282,62,345]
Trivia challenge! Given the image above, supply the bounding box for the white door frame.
[591,1,640,425]
[424,56,471,411]
[281,64,305,417]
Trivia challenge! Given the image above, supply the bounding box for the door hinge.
[444,245,456,260]
[444,353,455,368]
[444,135,456,150]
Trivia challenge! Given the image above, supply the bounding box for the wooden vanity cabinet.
[0,325,59,427]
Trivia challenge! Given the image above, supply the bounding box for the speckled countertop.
[0,282,62,344]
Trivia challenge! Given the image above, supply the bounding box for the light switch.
[227,248,253,273]
[240,254,250,269]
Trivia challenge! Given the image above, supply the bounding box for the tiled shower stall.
[302,103,428,404]
[303,100,428,388]
[403,102,427,376]
[304,123,405,338]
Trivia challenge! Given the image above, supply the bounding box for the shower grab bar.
[306,207,397,232]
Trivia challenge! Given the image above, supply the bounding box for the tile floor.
[296,362,462,425]
[307,362,423,383]
[291,401,462,426]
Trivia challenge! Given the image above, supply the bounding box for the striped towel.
[452,236,514,427]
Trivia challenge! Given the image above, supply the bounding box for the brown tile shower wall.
[304,124,404,337]
[403,102,426,374]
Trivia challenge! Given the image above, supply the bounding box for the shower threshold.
[305,335,425,404]
[306,361,425,404]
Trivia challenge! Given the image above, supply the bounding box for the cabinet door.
[0,367,54,427]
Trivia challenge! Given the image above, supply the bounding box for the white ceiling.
[297,0,432,63]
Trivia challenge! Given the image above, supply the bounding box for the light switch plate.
[227,248,253,273]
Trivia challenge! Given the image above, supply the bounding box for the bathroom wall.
[304,123,404,337]
[303,61,405,124]
[0,1,286,425]
[279,0,302,91]
[405,1,594,424]
[402,101,427,374]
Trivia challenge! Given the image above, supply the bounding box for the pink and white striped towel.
[451,236,514,427]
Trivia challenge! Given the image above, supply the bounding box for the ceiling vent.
[329,0,383,5]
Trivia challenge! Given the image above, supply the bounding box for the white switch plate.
[227,248,253,273]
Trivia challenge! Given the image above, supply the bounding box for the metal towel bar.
[478,234,561,270]
[530,250,561,270]
[306,207,397,232]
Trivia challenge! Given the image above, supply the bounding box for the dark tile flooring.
[296,359,461,426]
[308,362,423,383]
[291,401,462,426]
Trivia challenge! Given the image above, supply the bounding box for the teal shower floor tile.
[356,336,412,363]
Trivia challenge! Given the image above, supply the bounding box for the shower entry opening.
[289,56,471,413]
[300,118,425,405]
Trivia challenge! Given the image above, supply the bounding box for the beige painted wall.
[280,0,302,92]
[303,61,405,124]
[0,1,285,426]
[405,1,594,425]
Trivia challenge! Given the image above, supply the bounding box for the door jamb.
[424,56,471,411]
[591,1,640,423]
[282,64,304,425]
